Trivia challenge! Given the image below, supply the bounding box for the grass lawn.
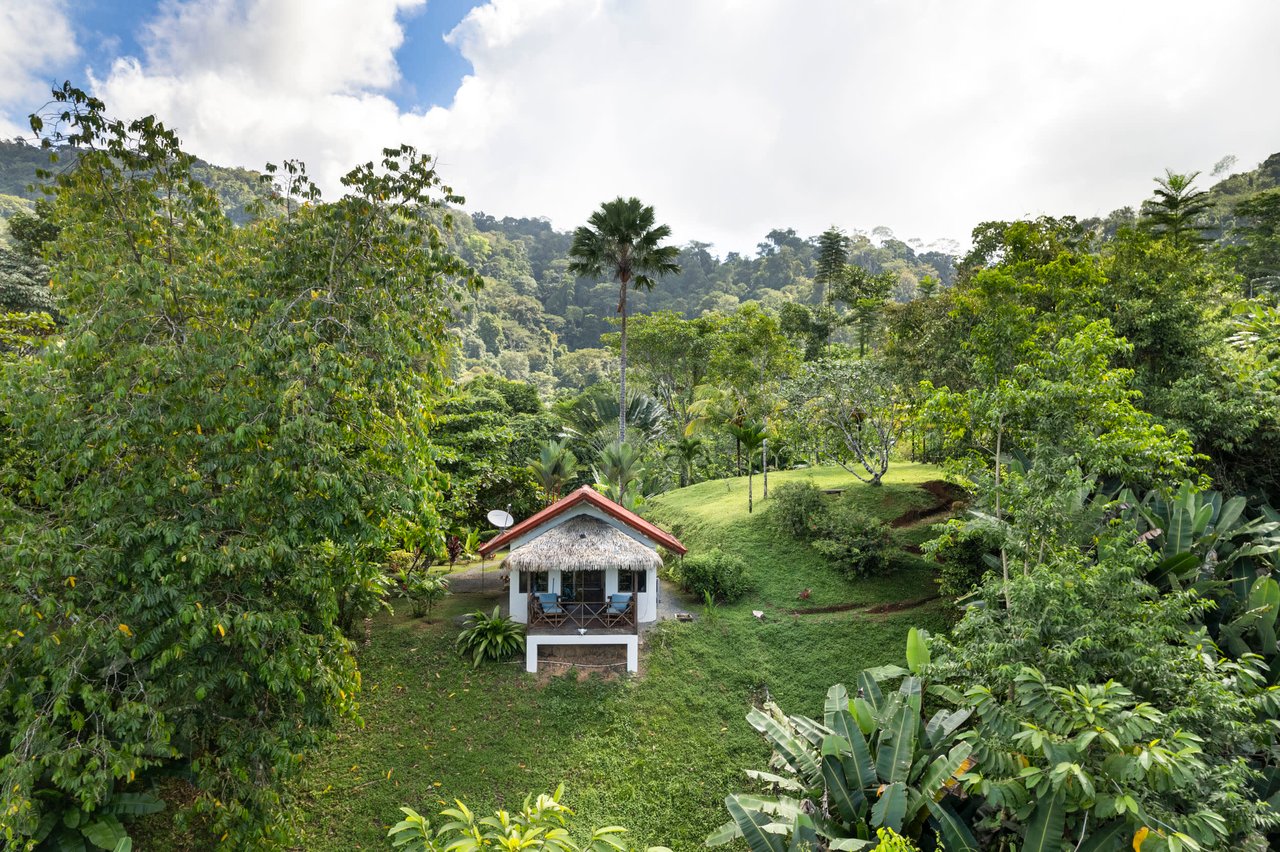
[291,463,955,851]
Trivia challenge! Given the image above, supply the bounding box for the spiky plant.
[455,607,525,668]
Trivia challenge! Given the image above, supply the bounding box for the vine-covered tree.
[0,87,477,848]
[567,197,680,443]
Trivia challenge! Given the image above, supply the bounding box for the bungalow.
[477,486,687,674]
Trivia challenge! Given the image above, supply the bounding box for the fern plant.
[455,607,525,668]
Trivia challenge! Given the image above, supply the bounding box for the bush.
[812,498,890,579]
[456,607,526,667]
[769,481,829,539]
[926,519,999,599]
[398,571,450,619]
[678,549,750,602]
[390,786,639,851]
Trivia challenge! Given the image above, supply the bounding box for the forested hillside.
[7,86,1280,852]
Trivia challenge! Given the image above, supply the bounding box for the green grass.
[290,464,954,850]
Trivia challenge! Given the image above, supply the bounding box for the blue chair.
[536,592,566,622]
[605,593,633,625]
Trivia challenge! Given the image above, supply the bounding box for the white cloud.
[81,0,1280,253]
[0,1,78,137]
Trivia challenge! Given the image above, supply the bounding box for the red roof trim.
[478,486,687,557]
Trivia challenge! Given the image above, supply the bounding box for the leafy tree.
[787,357,901,486]
[1231,188,1280,297]
[830,266,895,357]
[602,310,722,426]
[778,300,839,361]
[432,379,557,531]
[567,197,680,443]
[0,88,475,847]
[1141,169,1213,250]
[935,535,1276,850]
[920,322,1200,605]
[708,302,798,424]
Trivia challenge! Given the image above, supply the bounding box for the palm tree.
[529,439,579,504]
[669,436,704,488]
[568,197,681,444]
[727,419,767,514]
[562,386,669,458]
[593,441,646,508]
[1141,169,1212,249]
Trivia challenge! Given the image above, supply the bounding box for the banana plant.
[1123,483,1280,674]
[707,629,979,851]
[1123,483,1280,591]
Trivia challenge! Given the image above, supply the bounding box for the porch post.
[625,637,638,673]
[526,636,539,673]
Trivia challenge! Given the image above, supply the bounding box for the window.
[518,571,549,594]
[617,570,647,593]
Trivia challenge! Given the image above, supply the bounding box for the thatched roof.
[506,515,662,573]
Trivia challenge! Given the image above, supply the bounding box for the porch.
[527,595,638,634]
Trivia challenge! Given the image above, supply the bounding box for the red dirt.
[889,480,966,528]
[787,594,940,616]
[865,595,941,614]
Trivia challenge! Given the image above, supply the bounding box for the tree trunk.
[748,464,753,514]
[762,437,769,498]
[618,281,628,445]
[994,413,1009,610]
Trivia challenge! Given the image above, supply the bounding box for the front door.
[563,571,605,603]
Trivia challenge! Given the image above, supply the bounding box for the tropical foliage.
[0,87,475,848]
[389,786,670,852]
[455,607,527,668]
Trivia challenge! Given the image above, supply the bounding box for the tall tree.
[830,265,895,357]
[0,88,477,847]
[813,225,849,303]
[567,197,680,443]
[1141,169,1212,249]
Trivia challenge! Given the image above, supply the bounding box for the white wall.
[508,567,563,623]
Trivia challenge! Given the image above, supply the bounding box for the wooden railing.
[528,595,636,632]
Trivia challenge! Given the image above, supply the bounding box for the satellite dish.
[487,509,514,530]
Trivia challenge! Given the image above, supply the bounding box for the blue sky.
[33,0,481,114]
[4,1,1280,255]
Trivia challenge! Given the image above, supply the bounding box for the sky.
[3,0,1280,256]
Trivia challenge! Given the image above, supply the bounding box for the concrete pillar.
[526,637,539,673]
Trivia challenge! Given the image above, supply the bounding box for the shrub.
[769,481,829,539]
[390,785,643,851]
[678,549,750,602]
[812,497,890,578]
[398,571,450,619]
[456,607,526,667]
[925,518,999,599]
